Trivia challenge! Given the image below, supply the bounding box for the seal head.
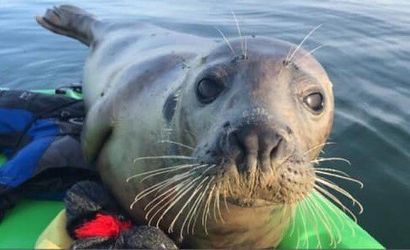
[164,38,334,247]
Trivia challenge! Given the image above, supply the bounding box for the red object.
[75,213,132,238]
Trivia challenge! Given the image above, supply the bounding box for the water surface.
[1,0,409,247]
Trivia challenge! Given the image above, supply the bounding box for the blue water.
[1,0,409,247]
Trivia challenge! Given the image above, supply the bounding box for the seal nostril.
[228,130,241,150]
[270,137,282,160]
[225,124,289,174]
[225,130,246,167]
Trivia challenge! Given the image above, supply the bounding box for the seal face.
[37,6,334,248]
[179,39,333,206]
[166,39,334,247]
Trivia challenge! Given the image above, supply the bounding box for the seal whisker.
[137,170,195,195]
[180,176,209,236]
[314,185,358,222]
[226,178,234,197]
[158,139,195,150]
[202,183,216,235]
[314,167,350,177]
[310,193,342,247]
[214,184,225,223]
[212,184,218,222]
[316,191,347,224]
[144,166,206,215]
[314,191,356,237]
[296,43,327,63]
[169,176,206,235]
[133,155,196,163]
[146,178,193,224]
[307,194,343,245]
[131,171,195,206]
[205,184,217,235]
[315,189,355,238]
[131,180,178,209]
[231,11,244,57]
[316,177,364,213]
[214,27,236,56]
[223,183,230,212]
[303,196,328,247]
[186,182,207,234]
[301,195,322,248]
[284,45,295,67]
[216,188,224,222]
[202,183,214,226]
[315,170,364,188]
[288,205,297,237]
[154,170,201,195]
[140,164,208,182]
[145,185,179,219]
[298,201,309,248]
[156,176,200,232]
[191,176,214,234]
[127,163,200,182]
[278,203,291,225]
[295,218,301,248]
[251,170,258,197]
[309,193,340,247]
[200,164,217,175]
[303,141,336,155]
[311,157,351,166]
[147,177,197,226]
[287,24,322,64]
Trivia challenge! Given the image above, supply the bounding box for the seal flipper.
[36,5,98,46]
[82,98,115,162]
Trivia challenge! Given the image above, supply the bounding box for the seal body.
[37,5,334,248]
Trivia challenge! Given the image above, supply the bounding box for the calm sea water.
[1,0,409,247]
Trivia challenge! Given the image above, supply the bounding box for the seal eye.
[196,78,224,104]
[304,92,324,113]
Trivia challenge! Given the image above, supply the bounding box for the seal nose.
[227,124,283,174]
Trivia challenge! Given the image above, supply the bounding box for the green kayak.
[0,88,383,249]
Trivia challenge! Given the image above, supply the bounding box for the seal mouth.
[194,152,317,207]
[226,197,279,208]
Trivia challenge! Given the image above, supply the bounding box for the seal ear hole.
[163,91,179,123]
[196,78,224,104]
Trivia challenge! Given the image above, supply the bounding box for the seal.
[36,5,335,248]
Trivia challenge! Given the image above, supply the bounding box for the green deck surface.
[278,192,383,248]
[0,200,64,248]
